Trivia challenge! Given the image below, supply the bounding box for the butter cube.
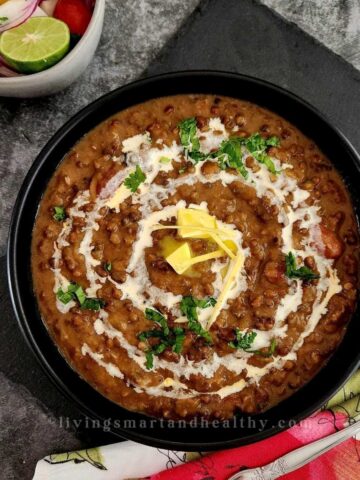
[165,242,192,275]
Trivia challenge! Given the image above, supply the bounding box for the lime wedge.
[0,17,70,74]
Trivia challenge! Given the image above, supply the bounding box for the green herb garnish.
[0,17,8,24]
[228,328,257,350]
[53,206,66,222]
[145,308,170,335]
[215,137,249,179]
[178,117,206,163]
[124,165,146,193]
[56,283,105,311]
[104,262,112,273]
[139,308,185,369]
[242,133,280,174]
[180,296,216,343]
[285,252,319,281]
[80,298,106,311]
[249,338,278,357]
[178,117,280,175]
[228,329,277,357]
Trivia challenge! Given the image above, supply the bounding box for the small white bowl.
[0,0,105,98]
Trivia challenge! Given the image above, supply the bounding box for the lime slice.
[0,17,70,74]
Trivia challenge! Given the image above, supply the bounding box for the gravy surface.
[32,95,359,419]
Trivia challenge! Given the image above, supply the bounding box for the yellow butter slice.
[209,232,236,259]
[178,208,217,239]
[166,243,225,275]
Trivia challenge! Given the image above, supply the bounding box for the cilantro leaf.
[103,262,112,273]
[73,284,86,305]
[56,288,74,304]
[53,206,66,222]
[178,117,199,150]
[241,133,280,174]
[228,329,257,350]
[285,252,319,281]
[196,297,217,309]
[229,330,277,357]
[81,298,106,311]
[249,338,278,357]
[172,328,185,354]
[180,296,215,343]
[124,165,146,193]
[215,137,249,179]
[0,17,8,24]
[145,308,170,335]
[56,282,105,311]
[140,308,185,369]
[145,351,154,369]
[178,118,206,163]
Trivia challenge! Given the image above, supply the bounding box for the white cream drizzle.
[52,117,343,400]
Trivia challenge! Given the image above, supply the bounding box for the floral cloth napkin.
[33,371,360,480]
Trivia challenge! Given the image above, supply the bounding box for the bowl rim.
[0,0,104,85]
[7,70,360,450]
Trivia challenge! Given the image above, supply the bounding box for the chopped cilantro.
[103,262,112,273]
[285,252,319,281]
[56,287,74,304]
[228,329,257,351]
[178,117,206,163]
[53,206,66,222]
[73,284,86,305]
[139,308,185,369]
[241,133,280,174]
[172,327,186,354]
[145,351,154,369]
[177,119,281,175]
[0,17,8,24]
[180,296,215,343]
[145,308,170,335]
[229,330,277,357]
[215,137,249,179]
[124,165,146,193]
[56,283,105,311]
[81,298,106,311]
[250,338,277,357]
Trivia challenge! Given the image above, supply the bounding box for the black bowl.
[7,71,360,451]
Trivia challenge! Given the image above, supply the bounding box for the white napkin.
[33,440,189,480]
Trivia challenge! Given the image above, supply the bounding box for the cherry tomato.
[54,0,92,36]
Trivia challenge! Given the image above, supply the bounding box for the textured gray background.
[0,0,200,256]
[1,0,360,478]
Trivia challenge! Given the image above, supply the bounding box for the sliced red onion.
[39,0,58,16]
[0,57,22,76]
[0,0,40,33]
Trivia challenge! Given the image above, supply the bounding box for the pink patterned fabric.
[149,411,360,479]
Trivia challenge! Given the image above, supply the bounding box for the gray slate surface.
[1,0,360,478]
[0,0,200,257]
[260,0,360,70]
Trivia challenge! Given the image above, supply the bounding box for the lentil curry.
[32,95,359,420]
